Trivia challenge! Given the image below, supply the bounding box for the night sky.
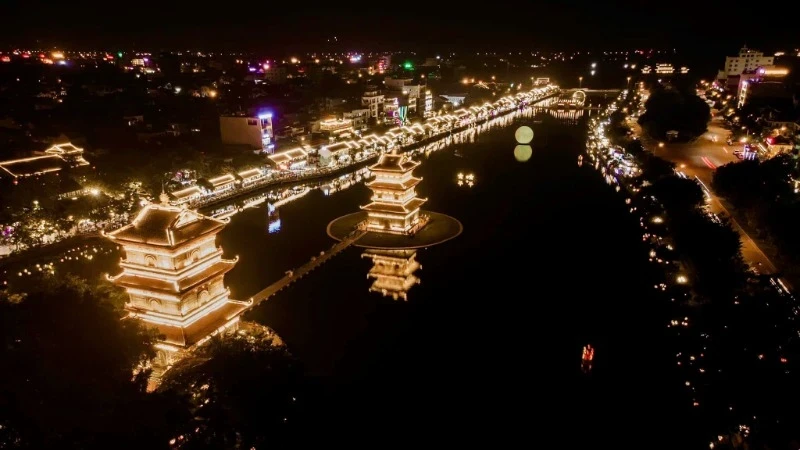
[1,1,792,54]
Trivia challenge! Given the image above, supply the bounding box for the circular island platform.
[327,211,463,249]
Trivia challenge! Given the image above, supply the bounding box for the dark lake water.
[216,108,694,447]
[0,104,695,447]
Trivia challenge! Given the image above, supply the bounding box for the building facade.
[219,115,274,152]
[362,87,385,119]
[361,151,427,234]
[106,203,249,378]
[724,47,774,77]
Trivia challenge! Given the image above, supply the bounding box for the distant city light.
[403,61,413,70]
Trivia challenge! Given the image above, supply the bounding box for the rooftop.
[170,185,203,200]
[208,174,236,187]
[238,168,263,179]
[0,155,67,178]
[368,151,420,173]
[268,147,308,165]
[107,203,227,247]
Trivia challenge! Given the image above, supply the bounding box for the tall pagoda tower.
[361,151,428,234]
[361,248,421,301]
[106,203,249,370]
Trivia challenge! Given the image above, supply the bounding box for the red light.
[0,56,9,62]
[767,137,774,144]
[38,53,45,58]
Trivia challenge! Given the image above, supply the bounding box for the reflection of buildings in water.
[267,203,280,233]
[361,248,421,301]
[532,107,585,123]
[204,104,544,222]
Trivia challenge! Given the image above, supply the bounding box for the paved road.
[632,113,783,280]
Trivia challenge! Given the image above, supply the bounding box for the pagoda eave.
[136,300,250,347]
[111,259,236,296]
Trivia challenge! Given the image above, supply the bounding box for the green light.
[117,52,123,58]
[403,61,413,70]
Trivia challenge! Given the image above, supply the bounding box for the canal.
[219,106,693,446]
[0,103,694,446]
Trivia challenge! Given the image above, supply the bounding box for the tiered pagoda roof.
[107,204,227,247]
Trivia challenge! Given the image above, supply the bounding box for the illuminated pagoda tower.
[361,150,428,234]
[106,201,249,374]
[361,248,421,301]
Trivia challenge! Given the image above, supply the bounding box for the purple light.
[248,67,257,72]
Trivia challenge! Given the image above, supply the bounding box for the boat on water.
[581,344,594,373]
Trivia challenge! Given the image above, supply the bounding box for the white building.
[343,109,370,130]
[724,47,774,77]
[362,87,385,119]
[219,114,274,153]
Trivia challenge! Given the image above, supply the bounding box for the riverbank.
[181,90,559,211]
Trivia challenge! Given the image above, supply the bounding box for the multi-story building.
[362,87,385,119]
[343,108,370,130]
[724,47,774,77]
[361,151,427,234]
[219,114,274,153]
[106,202,249,381]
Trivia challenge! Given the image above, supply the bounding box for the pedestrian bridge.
[248,229,366,305]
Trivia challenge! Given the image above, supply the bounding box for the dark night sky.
[1,1,792,54]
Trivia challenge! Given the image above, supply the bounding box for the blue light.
[258,113,272,120]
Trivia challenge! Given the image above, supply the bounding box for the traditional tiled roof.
[368,152,420,173]
[237,168,263,180]
[44,142,83,156]
[149,301,248,347]
[268,147,308,165]
[107,204,226,247]
[170,185,203,200]
[0,155,66,178]
[208,174,236,188]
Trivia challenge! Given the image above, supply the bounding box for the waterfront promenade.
[175,87,559,211]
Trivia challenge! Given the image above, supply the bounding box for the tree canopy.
[638,85,711,140]
[0,279,185,449]
[158,329,305,449]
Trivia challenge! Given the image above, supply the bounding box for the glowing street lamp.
[579,76,583,88]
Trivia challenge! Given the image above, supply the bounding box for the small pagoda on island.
[106,200,250,379]
[361,151,428,235]
[361,248,421,301]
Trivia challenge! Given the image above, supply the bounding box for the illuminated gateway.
[107,202,249,376]
[361,248,421,301]
[361,150,428,234]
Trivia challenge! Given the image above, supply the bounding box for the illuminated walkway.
[248,229,366,305]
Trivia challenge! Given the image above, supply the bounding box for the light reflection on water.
[361,247,421,302]
[203,104,567,229]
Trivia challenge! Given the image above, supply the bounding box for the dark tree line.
[713,154,800,269]
[0,278,304,449]
[638,84,711,141]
